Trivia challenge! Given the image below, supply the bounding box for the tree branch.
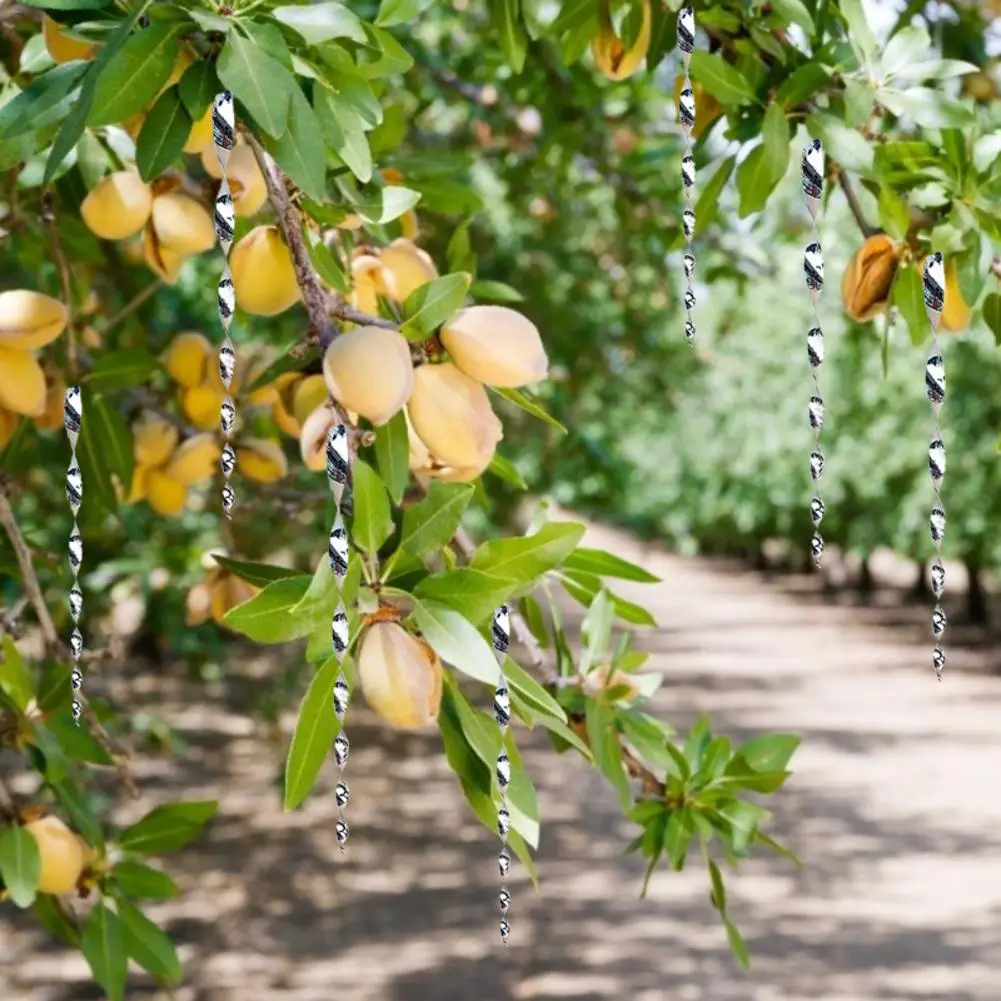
[836,170,876,238]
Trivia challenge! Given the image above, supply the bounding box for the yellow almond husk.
[225,145,268,217]
[399,209,419,242]
[377,239,438,304]
[938,259,973,333]
[164,331,212,388]
[0,290,69,350]
[181,384,225,430]
[34,374,67,431]
[161,47,195,97]
[358,622,444,729]
[0,408,18,453]
[128,464,148,504]
[145,468,188,517]
[407,362,502,470]
[236,438,288,484]
[299,404,335,472]
[245,354,281,406]
[230,226,301,316]
[270,373,304,436]
[291,374,328,425]
[592,0,651,81]
[133,414,180,468]
[350,255,385,316]
[164,433,221,486]
[25,816,85,895]
[151,193,215,255]
[143,225,187,285]
[184,106,214,155]
[841,234,901,322]
[441,305,549,388]
[185,580,213,626]
[81,171,153,242]
[210,572,259,627]
[42,15,96,64]
[322,326,415,426]
[201,137,249,181]
[0,347,47,417]
[672,76,723,138]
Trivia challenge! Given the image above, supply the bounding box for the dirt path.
[3,519,1001,1000]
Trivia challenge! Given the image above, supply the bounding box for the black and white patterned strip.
[922,252,947,681]
[212,91,238,519]
[677,7,696,345]
[64,386,84,725]
[802,139,826,567]
[327,424,353,848]
[491,604,513,945]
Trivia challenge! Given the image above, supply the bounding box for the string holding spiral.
[64,386,84,725]
[922,252,948,680]
[677,6,697,345]
[211,91,237,518]
[326,424,353,848]
[801,139,826,567]
[491,604,513,945]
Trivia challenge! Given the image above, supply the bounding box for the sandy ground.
[2,519,1001,1001]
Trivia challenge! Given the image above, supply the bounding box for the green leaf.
[414,567,514,625]
[399,481,473,559]
[469,279,525,304]
[585,700,632,811]
[983,294,1001,345]
[708,856,727,911]
[808,113,873,173]
[0,635,34,711]
[211,556,302,588]
[840,0,877,63]
[283,654,346,810]
[768,0,814,34]
[178,61,220,119]
[217,28,293,138]
[305,230,349,295]
[376,0,434,27]
[46,714,114,766]
[33,894,80,946]
[244,346,321,393]
[558,570,656,626]
[875,87,974,129]
[689,52,756,106]
[777,63,830,107]
[223,576,313,642]
[892,262,927,345]
[878,185,911,242]
[664,809,694,869]
[0,826,41,908]
[272,2,367,44]
[88,23,179,127]
[491,386,567,434]
[355,185,422,225]
[83,348,161,391]
[77,390,133,516]
[135,87,190,181]
[736,145,777,218]
[504,657,566,723]
[22,0,111,7]
[490,0,527,72]
[880,23,930,78]
[0,63,88,141]
[487,452,527,490]
[117,801,218,855]
[265,84,327,201]
[43,4,146,183]
[400,273,472,339]
[37,664,71,714]
[118,899,181,982]
[725,918,751,969]
[373,410,410,505]
[109,860,179,901]
[761,102,790,185]
[313,87,373,183]
[82,903,127,1001]
[735,733,800,772]
[412,598,499,685]
[351,458,393,554]
[580,588,614,675]
[563,547,659,582]
[52,777,104,847]
[471,522,586,584]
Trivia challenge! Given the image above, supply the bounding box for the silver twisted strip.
[802,139,826,567]
[491,604,513,945]
[677,7,696,344]
[212,91,238,518]
[64,387,84,724]
[922,252,947,680]
[327,424,353,846]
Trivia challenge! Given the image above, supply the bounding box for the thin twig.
[42,191,78,381]
[836,171,876,238]
[100,279,162,334]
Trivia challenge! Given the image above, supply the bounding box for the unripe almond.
[0,347,47,417]
[24,816,85,894]
[42,15,96,64]
[299,404,334,472]
[81,171,153,241]
[164,433,220,486]
[408,363,502,470]
[145,468,188,517]
[34,375,67,431]
[151,193,215,255]
[143,225,186,284]
[236,438,288,484]
[0,290,69,350]
[164,331,212,387]
[377,239,438,303]
[133,414,179,467]
[350,255,385,316]
[358,622,444,729]
[181,384,225,430]
[291,374,328,425]
[441,305,548,388]
[184,106,214,155]
[592,0,651,81]
[841,234,900,322]
[230,226,301,316]
[323,326,414,426]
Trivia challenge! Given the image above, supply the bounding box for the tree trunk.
[965,557,990,625]
[858,554,874,594]
[910,560,930,600]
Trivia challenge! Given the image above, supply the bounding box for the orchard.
[0,0,1000,996]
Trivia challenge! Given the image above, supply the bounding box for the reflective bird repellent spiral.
[64,387,83,724]
[491,604,513,945]
[327,424,353,848]
[801,139,826,566]
[922,252,948,680]
[211,91,238,518]
[677,6,696,345]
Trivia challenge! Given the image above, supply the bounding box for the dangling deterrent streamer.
[677,7,697,345]
[64,386,84,724]
[491,604,513,944]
